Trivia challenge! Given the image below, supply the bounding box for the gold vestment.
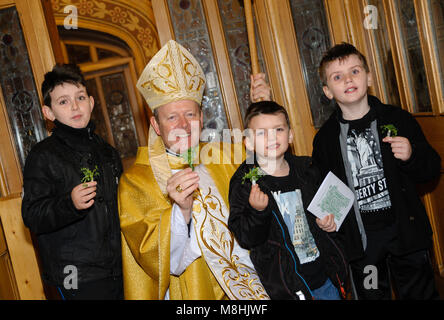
[118,142,244,299]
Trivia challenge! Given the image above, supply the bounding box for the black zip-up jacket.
[228,153,348,300]
[312,95,441,261]
[22,120,123,286]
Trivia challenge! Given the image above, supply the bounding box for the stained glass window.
[100,72,139,159]
[396,0,432,112]
[65,44,91,64]
[217,0,266,122]
[367,0,401,107]
[289,0,335,128]
[85,78,109,142]
[429,0,444,111]
[0,6,46,169]
[97,47,120,60]
[167,0,229,141]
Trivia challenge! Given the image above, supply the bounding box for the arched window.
[58,28,145,169]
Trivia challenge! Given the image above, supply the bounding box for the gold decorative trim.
[51,0,160,72]
[193,187,269,300]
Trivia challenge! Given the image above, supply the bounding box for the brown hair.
[244,101,290,129]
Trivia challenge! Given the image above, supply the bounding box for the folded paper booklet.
[307,171,355,231]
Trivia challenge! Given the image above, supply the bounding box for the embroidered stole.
[191,165,269,300]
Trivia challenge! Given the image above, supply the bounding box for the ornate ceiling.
[51,0,160,71]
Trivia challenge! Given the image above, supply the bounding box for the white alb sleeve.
[169,203,201,276]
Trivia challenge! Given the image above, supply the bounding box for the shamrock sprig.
[242,166,266,185]
[180,147,198,171]
[81,165,99,184]
[381,124,398,137]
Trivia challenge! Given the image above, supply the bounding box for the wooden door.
[0,0,55,299]
[361,0,444,281]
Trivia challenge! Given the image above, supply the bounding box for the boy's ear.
[322,85,334,100]
[367,72,373,87]
[288,128,294,144]
[89,95,95,111]
[42,105,55,121]
[244,133,255,153]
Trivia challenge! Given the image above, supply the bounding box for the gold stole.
[192,165,270,300]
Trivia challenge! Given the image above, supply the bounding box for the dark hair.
[42,64,87,107]
[244,101,290,129]
[318,42,369,85]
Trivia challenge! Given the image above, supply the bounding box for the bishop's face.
[150,99,203,154]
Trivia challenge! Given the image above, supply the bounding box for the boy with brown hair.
[313,42,441,299]
[22,64,123,299]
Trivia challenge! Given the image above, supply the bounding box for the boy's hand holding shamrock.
[249,184,269,211]
[381,125,412,161]
[243,167,268,211]
[72,166,99,210]
[382,136,412,161]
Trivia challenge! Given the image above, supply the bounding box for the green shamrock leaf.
[381,124,398,137]
[180,147,198,170]
[242,166,266,184]
[81,165,100,185]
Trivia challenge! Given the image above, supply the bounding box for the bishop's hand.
[166,168,199,223]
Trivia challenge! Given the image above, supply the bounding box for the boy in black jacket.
[313,43,441,299]
[228,101,347,300]
[22,64,123,300]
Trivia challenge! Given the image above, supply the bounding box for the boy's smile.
[42,82,94,129]
[322,54,372,111]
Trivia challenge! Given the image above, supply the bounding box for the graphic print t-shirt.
[344,113,394,228]
[263,169,326,290]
